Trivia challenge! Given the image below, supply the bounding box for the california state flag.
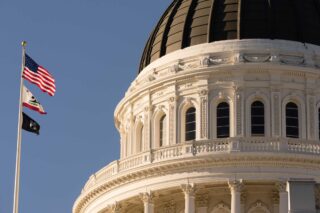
[22,85,46,114]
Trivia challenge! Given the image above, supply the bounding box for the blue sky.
[0,1,171,212]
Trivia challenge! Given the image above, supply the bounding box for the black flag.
[22,112,40,135]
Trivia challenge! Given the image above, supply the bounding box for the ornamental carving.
[211,202,230,213]
[164,200,176,213]
[280,54,305,65]
[196,193,209,207]
[247,201,270,213]
[243,53,271,63]
[140,192,153,204]
[228,180,243,192]
[107,202,122,213]
[181,183,196,196]
[275,182,286,192]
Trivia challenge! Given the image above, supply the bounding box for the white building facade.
[74,0,320,212]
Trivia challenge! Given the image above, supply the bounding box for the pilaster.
[234,88,244,137]
[199,89,209,139]
[168,95,177,145]
[271,90,281,137]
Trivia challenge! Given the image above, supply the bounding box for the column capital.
[181,183,196,196]
[275,181,287,192]
[107,202,122,213]
[140,192,153,204]
[228,180,243,193]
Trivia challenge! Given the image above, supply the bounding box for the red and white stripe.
[23,66,56,96]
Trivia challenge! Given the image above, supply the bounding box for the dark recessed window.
[217,102,230,138]
[286,102,299,138]
[251,101,265,136]
[160,115,166,147]
[185,107,196,141]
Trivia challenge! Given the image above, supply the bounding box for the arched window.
[286,102,299,138]
[159,115,167,147]
[251,101,265,136]
[185,107,196,141]
[217,102,230,138]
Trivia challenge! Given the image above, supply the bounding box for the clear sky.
[0,1,171,212]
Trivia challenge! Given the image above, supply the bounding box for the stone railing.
[82,137,320,192]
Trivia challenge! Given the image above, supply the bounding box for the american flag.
[23,54,56,96]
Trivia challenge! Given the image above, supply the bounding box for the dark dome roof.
[139,0,320,72]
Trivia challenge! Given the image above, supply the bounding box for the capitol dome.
[139,0,320,72]
[74,0,320,213]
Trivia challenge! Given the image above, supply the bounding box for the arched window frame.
[153,108,169,148]
[210,96,234,139]
[179,99,199,143]
[134,120,144,154]
[282,95,306,139]
[245,93,270,137]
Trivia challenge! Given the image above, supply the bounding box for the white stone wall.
[114,39,320,158]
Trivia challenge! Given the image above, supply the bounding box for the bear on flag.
[22,85,46,114]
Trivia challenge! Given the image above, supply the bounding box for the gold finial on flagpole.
[21,41,27,47]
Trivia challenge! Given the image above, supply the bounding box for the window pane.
[185,107,196,141]
[286,102,299,138]
[217,102,230,138]
[160,115,166,147]
[251,101,265,136]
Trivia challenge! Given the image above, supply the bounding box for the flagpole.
[13,41,27,213]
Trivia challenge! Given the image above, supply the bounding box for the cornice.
[73,152,320,213]
[114,39,320,119]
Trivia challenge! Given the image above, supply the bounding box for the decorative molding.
[275,182,287,192]
[280,54,305,65]
[164,200,176,213]
[247,201,271,213]
[181,183,196,196]
[243,53,271,63]
[140,192,153,204]
[74,151,320,213]
[228,180,243,192]
[107,202,122,213]
[196,193,209,207]
[211,202,230,213]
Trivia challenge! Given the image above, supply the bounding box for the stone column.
[276,182,288,213]
[181,184,196,213]
[108,202,122,213]
[140,192,154,213]
[229,181,243,213]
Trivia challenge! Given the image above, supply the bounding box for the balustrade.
[82,137,320,192]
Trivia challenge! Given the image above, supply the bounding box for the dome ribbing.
[139,0,320,72]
